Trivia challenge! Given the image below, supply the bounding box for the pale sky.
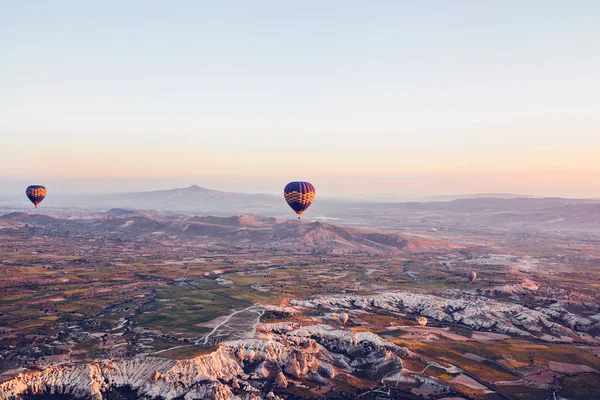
[1,1,599,199]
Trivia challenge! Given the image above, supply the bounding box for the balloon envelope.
[284,181,315,218]
[417,317,428,327]
[339,313,349,324]
[468,271,477,282]
[26,185,47,208]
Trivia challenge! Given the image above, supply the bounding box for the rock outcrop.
[0,324,410,400]
[290,291,597,340]
[273,372,288,389]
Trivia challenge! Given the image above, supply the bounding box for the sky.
[1,0,599,199]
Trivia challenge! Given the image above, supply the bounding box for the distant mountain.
[56,185,289,216]
[420,197,595,212]
[3,185,599,237]
[58,186,599,217]
[357,197,595,212]
[422,193,538,201]
[332,197,600,236]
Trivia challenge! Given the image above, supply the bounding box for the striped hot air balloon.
[284,181,315,219]
[26,185,47,208]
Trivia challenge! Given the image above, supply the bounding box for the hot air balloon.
[468,271,477,282]
[338,313,349,325]
[26,185,47,208]
[417,317,428,327]
[284,181,315,219]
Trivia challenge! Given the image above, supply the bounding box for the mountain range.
[2,185,600,236]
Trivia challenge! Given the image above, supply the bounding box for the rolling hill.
[2,184,599,237]
[0,211,458,255]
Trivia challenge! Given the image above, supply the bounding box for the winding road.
[196,304,265,345]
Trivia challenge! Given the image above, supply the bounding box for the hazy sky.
[1,1,599,199]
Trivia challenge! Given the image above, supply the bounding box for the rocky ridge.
[288,291,598,341]
[0,324,416,400]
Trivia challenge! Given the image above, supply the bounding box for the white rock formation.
[291,291,595,339]
[0,323,410,400]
